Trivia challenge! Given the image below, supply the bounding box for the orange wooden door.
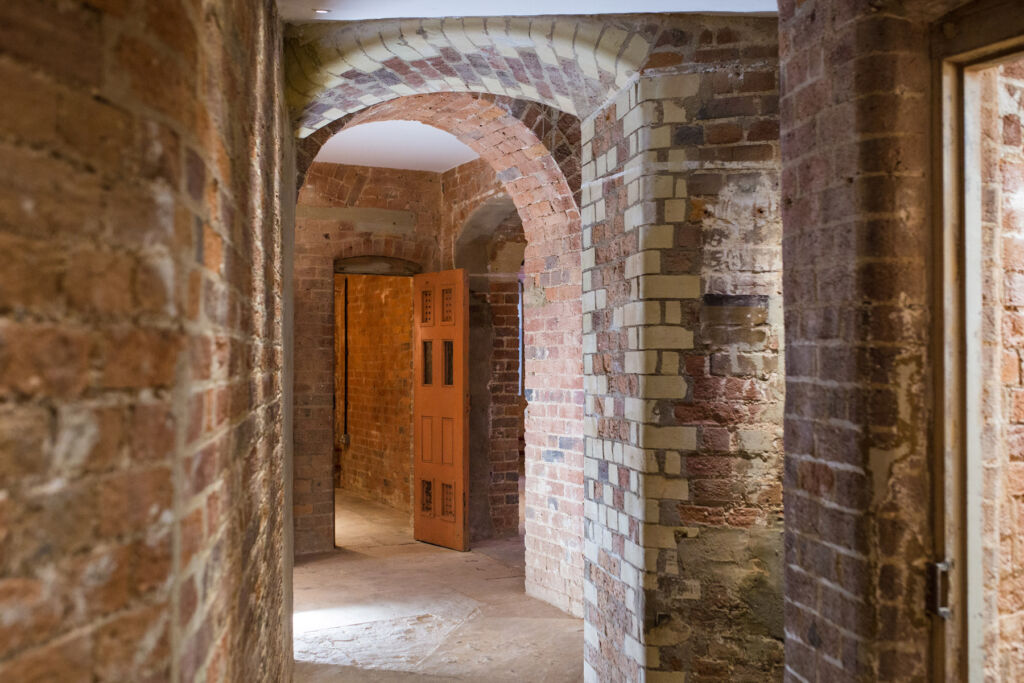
[412,269,469,550]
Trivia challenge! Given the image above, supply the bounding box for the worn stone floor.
[292,491,584,681]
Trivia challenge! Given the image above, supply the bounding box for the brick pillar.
[779,0,934,679]
[583,16,783,681]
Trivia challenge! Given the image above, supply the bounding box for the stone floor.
[292,491,584,682]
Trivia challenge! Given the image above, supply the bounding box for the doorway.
[935,18,1024,678]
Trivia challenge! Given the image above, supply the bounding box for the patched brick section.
[336,275,415,511]
[979,58,1024,680]
[294,163,441,553]
[285,16,657,134]
[0,0,288,681]
[779,0,938,679]
[580,15,783,682]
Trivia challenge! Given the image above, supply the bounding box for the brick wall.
[979,57,1024,680]
[285,16,655,134]
[460,206,528,540]
[335,275,414,512]
[442,157,507,265]
[779,0,941,679]
[0,0,288,680]
[580,15,783,681]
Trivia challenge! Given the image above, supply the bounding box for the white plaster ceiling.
[278,1,778,22]
[313,120,480,172]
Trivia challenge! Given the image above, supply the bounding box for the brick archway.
[295,94,582,209]
[294,92,585,614]
[285,16,655,136]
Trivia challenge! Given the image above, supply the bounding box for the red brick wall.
[446,168,529,540]
[0,0,288,680]
[442,157,506,265]
[980,57,1024,680]
[336,275,414,512]
[482,216,529,536]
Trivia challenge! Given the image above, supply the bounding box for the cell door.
[412,269,469,551]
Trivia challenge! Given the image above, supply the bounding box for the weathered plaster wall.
[0,0,289,680]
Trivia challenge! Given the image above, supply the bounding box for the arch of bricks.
[284,16,657,135]
[296,94,582,208]
[295,92,586,615]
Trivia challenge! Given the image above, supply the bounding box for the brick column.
[779,1,935,679]
[582,16,783,681]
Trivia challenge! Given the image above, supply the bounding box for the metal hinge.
[927,559,952,620]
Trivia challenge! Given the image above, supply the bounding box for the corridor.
[292,494,583,681]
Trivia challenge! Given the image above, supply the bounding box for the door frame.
[931,2,1024,678]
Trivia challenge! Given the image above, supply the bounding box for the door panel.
[413,269,469,550]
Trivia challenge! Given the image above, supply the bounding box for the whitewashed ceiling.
[313,120,480,172]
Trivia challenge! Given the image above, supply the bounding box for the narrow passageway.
[293,494,583,682]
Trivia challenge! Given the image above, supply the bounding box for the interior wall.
[462,210,529,540]
[0,0,289,679]
[334,274,414,513]
[778,0,944,679]
[290,93,587,617]
[978,56,1024,680]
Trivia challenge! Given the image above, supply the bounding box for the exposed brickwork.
[778,0,946,679]
[297,95,582,210]
[461,206,528,540]
[483,276,528,536]
[285,16,658,133]
[979,57,1024,680]
[0,0,288,681]
[294,92,585,617]
[335,275,414,511]
[580,15,784,681]
[443,157,508,264]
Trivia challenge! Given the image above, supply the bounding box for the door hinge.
[927,559,952,620]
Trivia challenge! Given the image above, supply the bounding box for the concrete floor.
[293,491,584,682]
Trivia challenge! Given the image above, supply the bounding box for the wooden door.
[412,269,469,550]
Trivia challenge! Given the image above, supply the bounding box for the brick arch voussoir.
[286,16,656,135]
